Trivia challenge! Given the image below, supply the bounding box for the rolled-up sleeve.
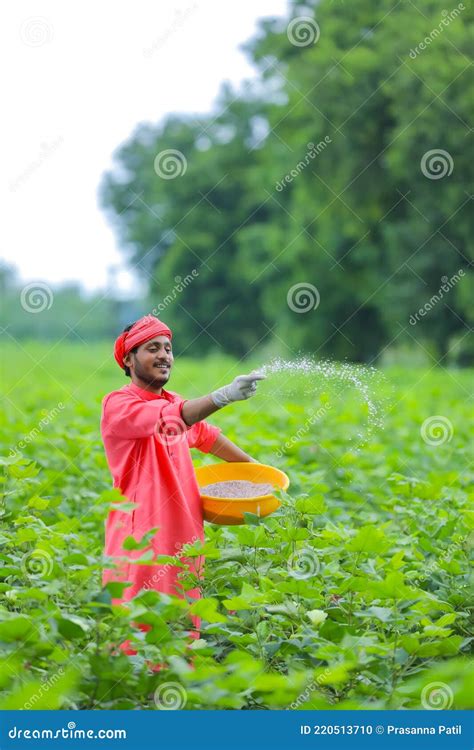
[186,420,221,453]
[102,392,190,440]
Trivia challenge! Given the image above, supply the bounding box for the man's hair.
[122,322,138,378]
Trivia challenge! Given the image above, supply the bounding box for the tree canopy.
[100,0,473,363]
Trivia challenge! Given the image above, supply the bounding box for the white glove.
[210,370,266,408]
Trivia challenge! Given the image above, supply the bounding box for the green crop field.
[0,342,472,710]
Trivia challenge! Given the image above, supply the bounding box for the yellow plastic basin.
[195,462,290,525]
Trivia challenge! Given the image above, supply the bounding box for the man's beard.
[135,360,170,386]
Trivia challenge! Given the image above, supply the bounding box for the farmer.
[101,314,264,653]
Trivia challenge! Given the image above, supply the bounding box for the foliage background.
[1,0,473,712]
[0,346,472,709]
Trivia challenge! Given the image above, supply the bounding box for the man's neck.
[131,377,163,395]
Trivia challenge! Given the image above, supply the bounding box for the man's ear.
[123,352,133,369]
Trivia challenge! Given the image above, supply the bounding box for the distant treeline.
[0,264,146,344]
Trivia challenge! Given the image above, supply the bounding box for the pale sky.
[2,0,288,295]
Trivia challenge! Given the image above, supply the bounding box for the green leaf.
[190,597,227,623]
[8,461,40,479]
[154,554,185,567]
[294,495,327,514]
[56,615,90,639]
[134,549,156,564]
[104,581,132,599]
[363,606,393,622]
[27,496,50,510]
[370,572,416,600]
[347,525,390,554]
[122,527,159,550]
[110,501,139,513]
[400,635,420,654]
[436,612,458,627]
[15,528,38,543]
[0,668,79,709]
[0,616,38,643]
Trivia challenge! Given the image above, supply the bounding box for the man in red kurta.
[101,315,264,654]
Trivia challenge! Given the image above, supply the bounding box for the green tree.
[100,0,473,362]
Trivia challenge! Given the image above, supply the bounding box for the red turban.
[114,315,173,369]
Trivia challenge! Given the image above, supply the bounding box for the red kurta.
[100,382,221,643]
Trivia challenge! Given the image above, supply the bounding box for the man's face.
[124,336,174,388]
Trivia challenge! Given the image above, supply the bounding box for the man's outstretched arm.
[181,394,221,425]
[181,371,265,426]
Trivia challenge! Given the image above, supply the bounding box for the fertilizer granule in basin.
[200,480,274,498]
